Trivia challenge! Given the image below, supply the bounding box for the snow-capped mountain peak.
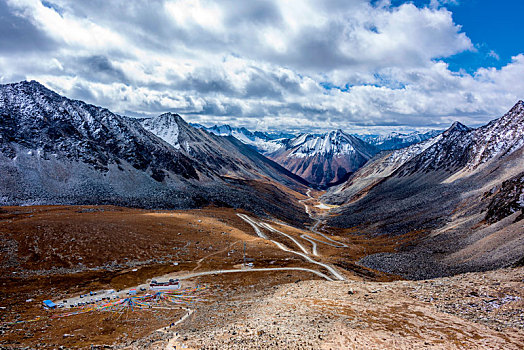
[266,130,378,186]
[468,100,524,168]
[0,80,200,188]
[390,101,524,177]
[290,130,366,158]
[444,121,471,135]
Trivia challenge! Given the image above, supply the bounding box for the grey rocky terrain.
[323,102,524,279]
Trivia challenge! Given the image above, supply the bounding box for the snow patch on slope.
[387,133,443,165]
[140,113,181,149]
[468,101,524,168]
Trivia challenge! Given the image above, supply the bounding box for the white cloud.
[430,0,459,8]
[0,0,522,133]
[165,0,224,31]
[488,50,500,60]
[6,0,127,51]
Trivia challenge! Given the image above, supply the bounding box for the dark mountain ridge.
[139,112,310,189]
[0,81,199,181]
[0,81,310,225]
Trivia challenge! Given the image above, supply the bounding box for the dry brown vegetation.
[1,204,521,349]
[0,204,401,348]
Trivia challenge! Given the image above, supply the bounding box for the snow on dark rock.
[0,81,310,225]
[0,80,198,180]
[395,101,524,177]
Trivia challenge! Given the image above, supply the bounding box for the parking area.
[53,284,150,309]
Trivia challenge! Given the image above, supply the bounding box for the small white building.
[149,278,180,290]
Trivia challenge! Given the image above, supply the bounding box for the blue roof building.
[43,300,56,309]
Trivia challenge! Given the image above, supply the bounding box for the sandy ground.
[162,267,523,350]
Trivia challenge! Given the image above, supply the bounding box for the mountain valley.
[3,0,523,348]
[0,81,522,349]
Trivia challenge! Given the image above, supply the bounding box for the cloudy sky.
[1,0,523,134]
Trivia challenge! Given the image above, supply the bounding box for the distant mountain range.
[360,130,443,150]
[0,81,310,225]
[195,123,442,186]
[190,123,291,154]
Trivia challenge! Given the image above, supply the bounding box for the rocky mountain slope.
[326,132,445,204]
[394,100,524,176]
[139,113,309,190]
[324,101,524,279]
[484,171,524,224]
[266,130,379,186]
[0,81,310,224]
[0,82,199,182]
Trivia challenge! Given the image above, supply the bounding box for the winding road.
[299,189,348,249]
[299,234,318,255]
[236,213,346,281]
[157,189,348,346]
[259,222,309,254]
